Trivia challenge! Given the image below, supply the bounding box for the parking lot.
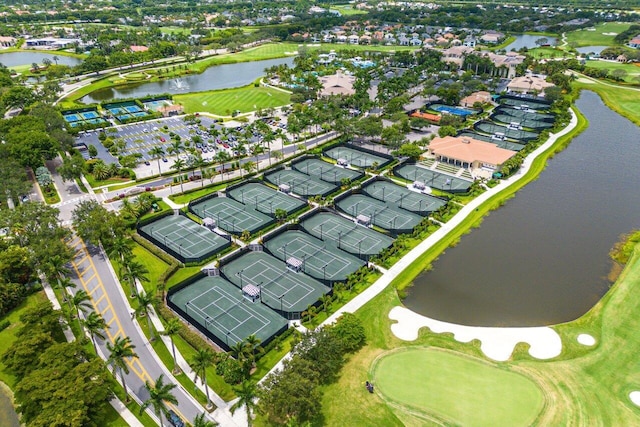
[75,114,283,178]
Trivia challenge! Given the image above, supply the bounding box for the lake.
[0,51,82,67]
[80,56,295,104]
[505,34,558,51]
[0,382,20,427]
[404,91,640,326]
[576,46,609,55]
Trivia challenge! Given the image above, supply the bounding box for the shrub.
[0,319,10,332]
[216,357,244,384]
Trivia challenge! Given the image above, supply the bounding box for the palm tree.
[83,311,107,354]
[107,336,138,401]
[149,146,166,175]
[192,153,207,188]
[71,289,92,330]
[230,380,258,427]
[108,234,133,264]
[122,259,149,298]
[161,318,182,374]
[140,375,178,427]
[170,158,187,194]
[229,341,249,362]
[190,348,215,409]
[244,335,262,364]
[53,55,59,65]
[250,145,264,172]
[134,291,159,340]
[193,413,218,427]
[44,254,74,310]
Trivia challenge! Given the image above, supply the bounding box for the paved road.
[67,238,218,426]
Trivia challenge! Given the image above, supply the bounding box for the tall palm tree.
[107,336,138,401]
[83,311,107,354]
[230,380,258,427]
[134,291,158,340]
[140,375,178,427]
[149,146,166,176]
[43,254,73,309]
[53,55,59,65]
[170,158,187,194]
[161,318,182,374]
[122,259,149,298]
[190,348,215,409]
[108,234,133,265]
[71,289,92,330]
[193,413,218,427]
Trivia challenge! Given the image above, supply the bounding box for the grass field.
[330,5,368,15]
[372,348,544,426]
[566,22,634,47]
[584,60,640,83]
[173,83,291,116]
[573,77,640,126]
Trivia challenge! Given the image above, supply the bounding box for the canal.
[404,91,640,326]
[80,56,295,104]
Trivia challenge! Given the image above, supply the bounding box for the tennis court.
[362,180,446,215]
[499,96,550,111]
[264,230,364,282]
[139,215,230,263]
[189,196,273,234]
[264,169,338,197]
[221,251,330,314]
[394,164,472,193]
[325,146,389,169]
[227,182,306,216]
[292,158,364,184]
[475,121,539,142]
[336,194,422,233]
[168,276,287,349]
[300,211,394,257]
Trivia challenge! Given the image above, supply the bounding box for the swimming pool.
[431,104,477,117]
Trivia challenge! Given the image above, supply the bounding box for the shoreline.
[0,380,20,427]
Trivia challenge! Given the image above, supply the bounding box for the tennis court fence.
[166,271,288,351]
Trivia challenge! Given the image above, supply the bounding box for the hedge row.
[157,303,211,352]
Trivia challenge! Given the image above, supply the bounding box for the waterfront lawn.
[330,5,368,15]
[372,348,544,427]
[573,78,640,126]
[566,22,634,47]
[174,84,291,116]
[584,60,640,83]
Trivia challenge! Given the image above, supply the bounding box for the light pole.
[338,231,342,248]
[241,189,244,204]
[279,293,284,313]
[283,242,288,261]
[319,223,323,240]
[322,263,327,283]
[238,269,244,289]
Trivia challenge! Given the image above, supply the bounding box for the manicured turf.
[330,5,368,15]
[566,22,634,47]
[573,77,640,126]
[173,84,291,115]
[584,60,640,83]
[373,348,544,426]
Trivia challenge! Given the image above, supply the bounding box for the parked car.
[167,410,185,427]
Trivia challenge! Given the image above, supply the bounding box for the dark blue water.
[80,57,295,103]
[404,91,640,326]
[505,34,558,51]
[0,51,82,67]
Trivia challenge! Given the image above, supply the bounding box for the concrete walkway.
[263,108,578,376]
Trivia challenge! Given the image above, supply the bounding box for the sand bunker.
[577,333,596,346]
[630,391,640,406]
[602,32,618,36]
[389,306,562,362]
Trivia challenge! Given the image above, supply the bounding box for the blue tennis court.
[81,111,98,119]
[64,113,81,122]
[133,111,148,117]
[125,105,142,113]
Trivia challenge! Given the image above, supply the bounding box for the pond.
[0,51,82,67]
[504,34,558,51]
[0,383,20,427]
[575,46,609,55]
[80,56,295,104]
[403,91,640,326]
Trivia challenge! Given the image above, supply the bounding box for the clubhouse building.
[427,135,516,177]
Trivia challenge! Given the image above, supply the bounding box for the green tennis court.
[139,215,231,263]
[300,212,393,257]
[474,121,539,142]
[336,194,422,233]
[264,169,338,197]
[227,182,306,215]
[292,158,364,184]
[362,180,446,215]
[189,197,273,234]
[168,276,287,349]
[325,146,389,168]
[394,164,472,193]
[264,230,365,282]
[221,251,330,315]
[500,96,550,111]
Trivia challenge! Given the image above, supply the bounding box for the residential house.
[480,31,505,44]
[460,91,492,107]
[348,34,359,45]
[0,36,16,47]
[628,36,640,49]
[507,76,554,96]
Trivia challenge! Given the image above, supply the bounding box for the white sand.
[577,333,596,346]
[576,78,594,84]
[389,306,562,362]
[602,32,618,36]
[630,391,640,406]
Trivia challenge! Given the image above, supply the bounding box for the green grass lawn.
[584,60,640,83]
[372,348,544,426]
[174,84,291,116]
[566,22,634,47]
[330,5,368,15]
[573,78,640,126]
